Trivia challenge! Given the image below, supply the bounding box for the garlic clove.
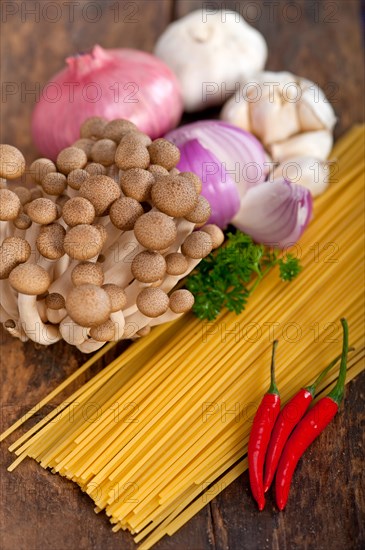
[297,84,337,132]
[272,156,330,197]
[269,130,333,163]
[250,92,300,146]
[220,94,251,132]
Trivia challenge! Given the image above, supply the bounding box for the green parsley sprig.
[185,232,301,321]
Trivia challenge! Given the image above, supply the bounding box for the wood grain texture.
[1,1,364,549]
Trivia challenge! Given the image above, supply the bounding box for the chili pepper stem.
[306,344,354,397]
[327,318,349,405]
[268,340,279,395]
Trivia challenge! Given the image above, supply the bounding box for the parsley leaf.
[186,231,302,321]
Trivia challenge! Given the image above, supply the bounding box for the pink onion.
[166,120,312,246]
[32,45,183,159]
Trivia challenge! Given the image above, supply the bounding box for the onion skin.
[32,45,183,159]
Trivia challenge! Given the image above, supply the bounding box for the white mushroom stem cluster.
[220,71,337,196]
[0,119,223,352]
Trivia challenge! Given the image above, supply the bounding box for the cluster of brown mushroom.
[0,118,224,352]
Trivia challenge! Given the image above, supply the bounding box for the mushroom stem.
[0,280,19,319]
[76,338,106,353]
[46,307,67,324]
[59,316,89,346]
[0,220,12,243]
[18,294,61,344]
[4,319,29,342]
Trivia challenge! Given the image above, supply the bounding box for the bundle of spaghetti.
[2,125,364,550]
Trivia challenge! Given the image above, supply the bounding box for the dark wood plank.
[1,1,364,550]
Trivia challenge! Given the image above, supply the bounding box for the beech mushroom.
[165,253,189,276]
[102,284,127,312]
[56,147,88,174]
[13,186,32,206]
[0,144,26,179]
[67,169,89,190]
[41,172,67,196]
[0,189,22,221]
[181,231,213,259]
[62,197,95,227]
[66,284,112,327]
[9,263,60,344]
[151,175,198,217]
[169,289,195,313]
[179,172,203,194]
[200,225,225,249]
[134,212,177,250]
[103,119,138,142]
[91,139,117,166]
[85,162,107,176]
[136,287,169,317]
[63,224,103,260]
[115,135,150,170]
[29,158,57,184]
[36,223,65,260]
[72,139,94,159]
[27,198,58,225]
[79,175,120,216]
[0,237,31,279]
[45,292,67,324]
[131,251,167,283]
[185,195,211,225]
[120,169,154,202]
[80,116,108,139]
[109,197,144,231]
[148,139,180,170]
[71,262,104,286]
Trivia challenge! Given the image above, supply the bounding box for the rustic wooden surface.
[1,1,364,549]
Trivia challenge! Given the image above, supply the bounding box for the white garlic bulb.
[269,130,333,163]
[154,10,267,112]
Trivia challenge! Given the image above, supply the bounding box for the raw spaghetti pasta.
[1,125,364,549]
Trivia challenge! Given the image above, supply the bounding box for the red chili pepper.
[275,318,349,510]
[248,340,280,511]
[263,347,353,493]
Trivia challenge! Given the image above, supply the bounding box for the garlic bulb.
[271,157,330,197]
[221,71,336,145]
[155,10,267,112]
[221,71,336,196]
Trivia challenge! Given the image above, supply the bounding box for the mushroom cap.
[67,168,89,190]
[120,168,155,202]
[103,119,138,142]
[179,172,202,194]
[62,197,95,227]
[79,174,120,216]
[72,138,95,159]
[200,224,225,249]
[29,158,57,184]
[185,195,211,225]
[115,136,150,170]
[165,253,189,276]
[0,236,32,279]
[181,231,213,259]
[9,263,51,295]
[0,189,21,220]
[102,284,127,312]
[0,144,26,179]
[63,224,103,260]
[169,289,195,313]
[147,139,180,171]
[134,212,177,250]
[151,175,198,217]
[136,287,170,318]
[27,198,58,224]
[46,292,66,310]
[148,165,169,177]
[85,162,107,176]
[36,223,65,260]
[136,325,151,337]
[66,284,112,327]
[109,197,144,231]
[13,212,32,230]
[41,172,67,195]
[71,261,104,286]
[13,186,32,205]
[132,251,167,283]
[91,139,117,166]
[56,147,88,174]
[90,319,116,341]
[124,130,152,147]
[80,117,108,139]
